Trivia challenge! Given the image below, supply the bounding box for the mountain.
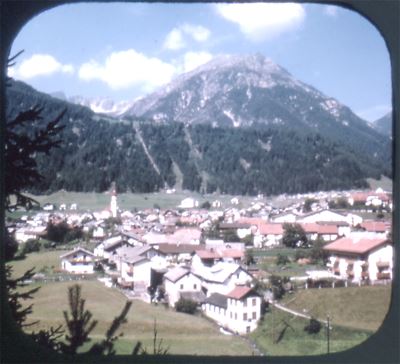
[67,96,134,117]
[5,70,392,196]
[123,54,390,165]
[372,112,392,136]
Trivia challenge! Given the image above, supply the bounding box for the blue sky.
[9,2,391,122]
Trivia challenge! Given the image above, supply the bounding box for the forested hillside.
[6,79,391,196]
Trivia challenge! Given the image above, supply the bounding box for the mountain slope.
[372,112,392,136]
[5,76,391,196]
[123,54,391,167]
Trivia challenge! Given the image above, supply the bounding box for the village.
[7,187,393,336]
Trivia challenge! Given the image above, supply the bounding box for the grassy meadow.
[281,285,392,332]
[15,280,254,356]
[251,284,392,356]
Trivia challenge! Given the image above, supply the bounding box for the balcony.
[377,272,391,280]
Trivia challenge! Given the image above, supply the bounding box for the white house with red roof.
[323,233,393,282]
[300,223,339,242]
[253,222,284,248]
[360,220,389,237]
[60,247,96,274]
[202,285,262,334]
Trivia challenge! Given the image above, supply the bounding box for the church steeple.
[110,182,118,218]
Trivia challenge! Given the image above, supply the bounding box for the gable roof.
[258,223,284,235]
[157,243,200,255]
[60,247,96,259]
[164,267,190,283]
[360,220,387,233]
[205,293,228,309]
[227,286,254,300]
[193,262,249,283]
[323,236,389,255]
[196,249,244,260]
[301,223,338,234]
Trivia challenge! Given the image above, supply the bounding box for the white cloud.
[163,23,211,51]
[324,5,339,17]
[181,24,211,42]
[182,51,213,73]
[10,54,74,79]
[78,49,176,91]
[215,3,305,42]
[163,28,186,50]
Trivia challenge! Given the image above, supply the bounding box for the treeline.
[6,79,390,196]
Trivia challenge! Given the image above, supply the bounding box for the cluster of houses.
[8,187,393,334]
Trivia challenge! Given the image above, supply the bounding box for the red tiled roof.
[323,236,388,254]
[360,221,387,233]
[196,249,244,259]
[196,250,220,259]
[221,249,244,259]
[301,223,338,234]
[227,286,253,299]
[258,223,283,235]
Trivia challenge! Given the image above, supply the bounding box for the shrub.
[304,318,322,334]
[276,253,290,266]
[21,239,41,255]
[175,298,197,314]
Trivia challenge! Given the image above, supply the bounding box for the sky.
[8,2,392,122]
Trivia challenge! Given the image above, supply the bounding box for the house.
[111,245,166,290]
[60,247,96,274]
[178,198,199,209]
[94,235,131,259]
[360,220,389,237]
[192,248,244,267]
[297,209,362,227]
[202,286,262,334]
[14,225,47,243]
[253,223,283,248]
[157,243,200,265]
[323,233,393,282]
[163,266,205,307]
[219,222,252,240]
[348,190,391,208]
[300,223,339,242]
[270,212,298,223]
[192,262,253,297]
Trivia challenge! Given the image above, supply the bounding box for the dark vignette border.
[0,1,398,363]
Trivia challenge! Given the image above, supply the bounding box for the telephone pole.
[326,315,330,354]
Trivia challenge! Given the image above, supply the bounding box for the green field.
[281,285,392,332]
[9,250,69,278]
[251,306,372,356]
[14,280,254,356]
[21,191,258,211]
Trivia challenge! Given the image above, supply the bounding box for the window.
[180,284,184,290]
[193,284,197,290]
[243,313,248,321]
[252,312,257,320]
[234,313,237,320]
[243,299,247,307]
[252,298,257,306]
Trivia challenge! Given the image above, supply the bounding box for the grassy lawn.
[8,249,69,278]
[254,248,325,278]
[280,285,392,332]
[16,280,254,356]
[251,306,372,356]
